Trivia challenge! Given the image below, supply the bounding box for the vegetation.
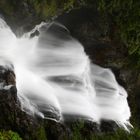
[89,128,140,140]
[71,122,140,140]
[71,120,85,140]
[36,125,47,140]
[0,130,22,140]
[28,0,86,18]
[98,0,140,67]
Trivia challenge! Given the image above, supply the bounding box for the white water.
[0,17,131,129]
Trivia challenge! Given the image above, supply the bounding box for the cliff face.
[0,1,140,140]
[55,6,139,126]
[0,0,95,35]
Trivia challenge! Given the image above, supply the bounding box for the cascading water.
[0,17,131,129]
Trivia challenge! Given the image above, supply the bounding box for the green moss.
[0,130,22,140]
[98,0,140,68]
[63,0,75,10]
[28,0,87,18]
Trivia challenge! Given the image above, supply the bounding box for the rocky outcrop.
[0,66,47,140]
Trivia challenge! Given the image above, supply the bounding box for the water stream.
[0,17,131,129]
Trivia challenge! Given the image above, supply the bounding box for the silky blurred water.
[0,18,131,129]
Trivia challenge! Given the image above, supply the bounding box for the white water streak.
[0,18,131,128]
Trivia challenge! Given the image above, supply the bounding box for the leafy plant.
[0,130,22,140]
[98,0,140,67]
[71,126,140,140]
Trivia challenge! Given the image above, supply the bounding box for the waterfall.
[0,17,131,129]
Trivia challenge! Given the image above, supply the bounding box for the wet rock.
[0,66,15,86]
[45,120,71,140]
[0,67,47,140]
[100,120,118,133]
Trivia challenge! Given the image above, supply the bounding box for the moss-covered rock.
[0,130,22,140]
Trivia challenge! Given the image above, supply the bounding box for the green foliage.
[28,0,87,18]
[89,128,140,140]
[30,0,58,18]
[98,0,140,67]
[71,126,140,140]
[71,120,84,140]
[63,0,75,10]
[0,130,22,140]
[36,125,47,140]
